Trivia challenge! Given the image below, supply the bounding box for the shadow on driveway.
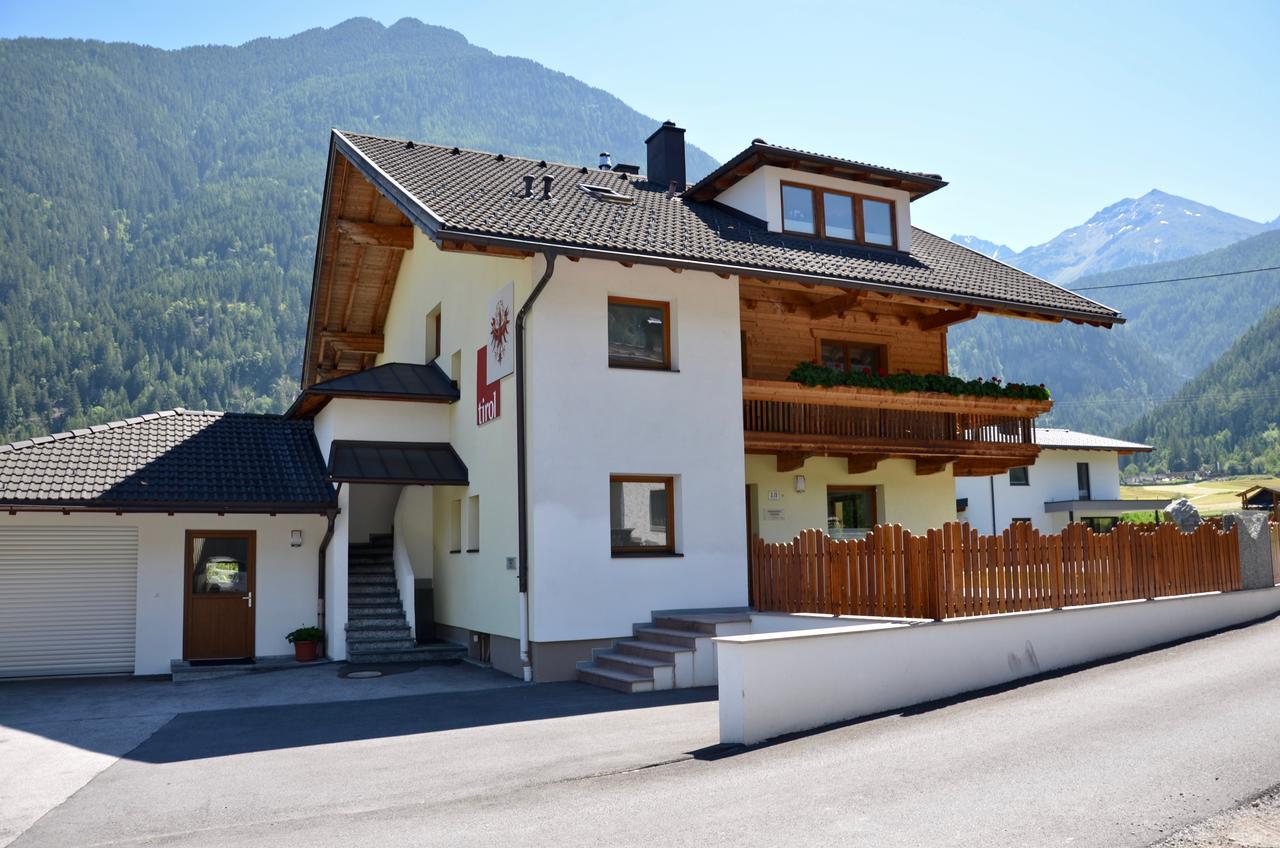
[129,683,717,764]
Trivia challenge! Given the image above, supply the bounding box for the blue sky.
[2,0,1276,249]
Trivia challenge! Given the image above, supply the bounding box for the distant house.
[956,428,1170,534]
[0,121,1123,683]
[1238,484,1280,519]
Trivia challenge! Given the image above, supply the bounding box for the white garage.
[0,408,337,679]
[0,526,139,678]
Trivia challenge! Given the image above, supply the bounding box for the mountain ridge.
[951,189,1270,284]
[0,18,718,441]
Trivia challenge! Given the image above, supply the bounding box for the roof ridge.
[336,129,596,174]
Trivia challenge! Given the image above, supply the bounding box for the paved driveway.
[6,619,1280,847]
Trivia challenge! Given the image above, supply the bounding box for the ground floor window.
[827,486,876,540]
[1081,516,1118,533]
[610,475,675,554]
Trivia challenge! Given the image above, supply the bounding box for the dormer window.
[780,181,898,249]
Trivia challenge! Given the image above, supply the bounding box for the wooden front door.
[184,530,256,661]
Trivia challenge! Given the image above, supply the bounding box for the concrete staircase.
[576,612,751,693]
[346,534,465,664]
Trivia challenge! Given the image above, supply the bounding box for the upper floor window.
[1008,466,1030,486]
[608,296,670,369]
[780,182,898,249]
[820,339,883,374]
[1077,462,1092,500]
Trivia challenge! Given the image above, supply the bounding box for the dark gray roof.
[0,410,336,512]
[288,361,459,418]
[335,131,1120,323]
[328,441,468,485]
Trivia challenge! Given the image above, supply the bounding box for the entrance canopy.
[327,440,468,486]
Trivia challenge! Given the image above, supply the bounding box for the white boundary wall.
[716,586,1280,745]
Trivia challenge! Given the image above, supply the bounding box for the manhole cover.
[345,670,383,679]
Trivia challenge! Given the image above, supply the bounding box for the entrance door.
[184,530,255,661]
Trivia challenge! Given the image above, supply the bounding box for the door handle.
[245,591,253,608]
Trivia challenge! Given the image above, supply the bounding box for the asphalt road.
[11,617,1280,847]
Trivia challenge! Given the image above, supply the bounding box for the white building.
[0,122,1124,686]
[956,428,1169,535]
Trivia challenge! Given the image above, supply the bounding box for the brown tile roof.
[0,410,336,512]
[335,131,1121,324]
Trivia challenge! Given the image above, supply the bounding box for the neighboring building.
[0,121,1122,682]
[1238,484,1280,519]
[956,428,1169,535]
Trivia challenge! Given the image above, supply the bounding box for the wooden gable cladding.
[739,279,954,381]
[304,153,414,387]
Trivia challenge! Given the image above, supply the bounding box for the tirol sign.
[476,347,500,426]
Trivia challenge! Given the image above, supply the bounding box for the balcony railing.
[741,379,1051,458]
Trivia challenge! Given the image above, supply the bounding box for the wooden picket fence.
[749,521,1242,620]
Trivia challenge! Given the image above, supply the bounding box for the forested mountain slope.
[1125,304,1280,474]
[0,17,717,440]
[949,230,1280,435]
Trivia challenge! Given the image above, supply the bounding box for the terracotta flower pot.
[293,640,318,662]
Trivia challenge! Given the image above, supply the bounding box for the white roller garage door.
[0,526,138,678]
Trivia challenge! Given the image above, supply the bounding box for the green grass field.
[1120,475,1280,516]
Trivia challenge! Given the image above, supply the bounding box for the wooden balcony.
[741,379,1053,476]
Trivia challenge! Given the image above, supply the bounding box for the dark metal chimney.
[646,120,686,192]
[541,175,554,200]
[523,175,534,197]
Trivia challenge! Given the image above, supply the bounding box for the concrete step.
[348,584,399,597]
[346,636,417,651]
[616,639,690,662]
[652,613,750,635]
[346,616,408,629]
[348,555,393,565]
[348,572,396,585]
[344,626,411,640]
[348,607,401,622]
[348,562,394,572]
[347,644,466,665]
[577,663,654,694]
[632,626,704,649]
[595,652,674,689]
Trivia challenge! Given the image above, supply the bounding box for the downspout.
[317,483,343,655]
[516,250,558,683]
[989,475,997,535]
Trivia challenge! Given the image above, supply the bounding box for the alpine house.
[0,120,1122,687]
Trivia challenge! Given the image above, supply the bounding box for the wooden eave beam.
[915,459,951,476]
[317,330,384,354]
[809,291,867,321]
[335,218,414,249]
[847,455,888,475]
[917,306,979,332]
[776,453,809,473]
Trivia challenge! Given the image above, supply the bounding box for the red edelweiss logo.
[489,300,511,363]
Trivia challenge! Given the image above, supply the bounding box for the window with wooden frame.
[609,475,676,554]
[780,181,899,249]
[607,297,671,369]
[819,338,885,374]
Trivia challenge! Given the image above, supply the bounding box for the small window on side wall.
[607,297,670,369]
[820,339,884,374]
[426,306,441,362]
[1008,466,1030,486]
[466,495,480,552]
[610,475,675,554]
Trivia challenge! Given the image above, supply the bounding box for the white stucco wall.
[957,449,1126,534]
[717,586,1280,745]
[526,259,749,642]
[746,455,956,542]
[372,232,531,640]
[716,165,913,253]
[0,511,328,676]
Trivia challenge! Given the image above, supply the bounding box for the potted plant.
[286,626,324,662]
